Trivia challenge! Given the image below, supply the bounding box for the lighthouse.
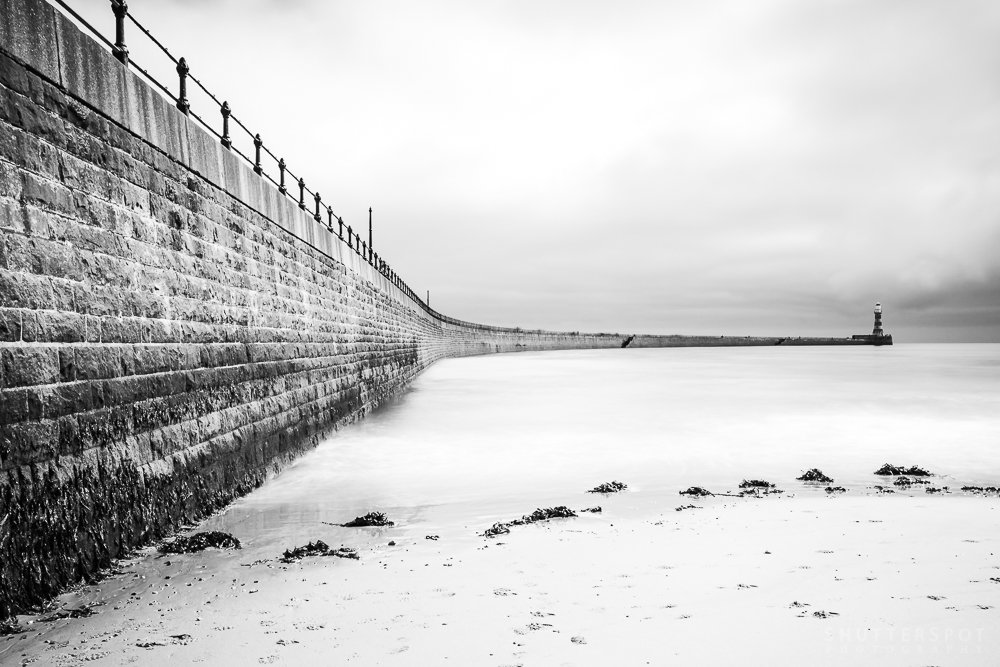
[872,302,884,336]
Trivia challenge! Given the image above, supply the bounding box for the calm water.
[208,343,1000,549]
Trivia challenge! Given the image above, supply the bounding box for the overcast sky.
[73,0,1000,341]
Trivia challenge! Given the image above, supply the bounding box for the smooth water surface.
[206,343,1000,550]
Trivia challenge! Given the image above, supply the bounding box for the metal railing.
[46,0,453,318]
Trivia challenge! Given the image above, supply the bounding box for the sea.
[205,343,1000,550]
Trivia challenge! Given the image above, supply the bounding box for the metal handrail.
[50,0,446,315]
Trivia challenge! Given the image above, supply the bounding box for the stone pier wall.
[0,0,624,617]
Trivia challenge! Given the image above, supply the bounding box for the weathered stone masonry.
[0,0,625,616]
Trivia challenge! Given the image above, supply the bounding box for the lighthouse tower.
[872,302,884,336]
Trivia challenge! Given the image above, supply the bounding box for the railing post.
[111,0,129,66]
[361,241,367,261]
[220,101,232,148]
[176,57,190,115]
[253,134,262,174]
[347,225,353,248]
[297,178,305,210]
[337,217,343,239]
[314,192,322,222]
[278,158,286,194]
[326,206,334,231]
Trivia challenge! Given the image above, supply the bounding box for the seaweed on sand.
[280,540,358,563]
[739,480,775,489]
[0,618,25,635]
[515,507,577,523]
[38,605,99,622]
[482,506,578,538]
[679,487,713,497]
[874,464,932,477]
[587,481,627,494]
[159,531,241,554]
[483,522,510,538]
[341,512,394,527]
[824,486,847,494]
[797,469,833,483]
[893,476,929,487]
[580,506,602,513]
[961,486,1000,494]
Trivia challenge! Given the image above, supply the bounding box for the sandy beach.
[2,480,998,666]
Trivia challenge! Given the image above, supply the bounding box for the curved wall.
[0,0,625,616]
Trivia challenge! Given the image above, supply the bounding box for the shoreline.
[3,475,998,666]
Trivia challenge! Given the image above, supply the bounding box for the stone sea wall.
[0,0,624,616]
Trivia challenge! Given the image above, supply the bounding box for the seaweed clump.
[825,486,846,494]
[38,605,98,622]
[738,480,784,496]
[159,531,241,554]
[961,486,1000,494]
[483,522,510,538]
[893,476,930,487]
[581,506,602,513]
[797,469,833,483]
[874,464,931,476]
[0,618,25,636]
[739,480,775,489]
[517,507,577,523]
[280,541,358,563]
[482,506,577,538]
[588,481,627,494]
[679,487,713,497]
[341,512,394,527]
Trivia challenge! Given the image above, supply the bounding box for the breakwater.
[0,0,887,617]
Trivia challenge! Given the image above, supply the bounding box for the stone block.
[0,388,29,424]
[100,316,145,344]
[42,382,95,419]
[0,52,30,97]
[58,348,75,382]
[0,308,22,341]
[0,346,59,387]
[186,124,223,190]
[0,419,59,467]
[75,345,120,381]
[0,269,55,309]
[53,12,130,131]
[0,200,23,235]
[20,172,73,214]
[33,310,85,343]
[0,0,61,85]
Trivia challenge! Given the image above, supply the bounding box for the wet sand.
[3,484,999,666]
